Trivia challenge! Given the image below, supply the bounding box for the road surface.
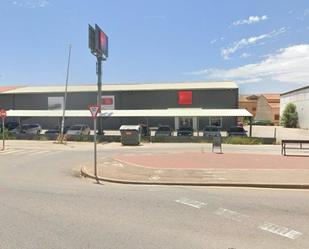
[0,141,308,249]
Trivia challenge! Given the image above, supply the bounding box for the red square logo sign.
[102,97,113,105]
[178,91,192,105]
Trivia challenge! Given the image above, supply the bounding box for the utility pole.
[60,44,72,142]
[96,56,103,134]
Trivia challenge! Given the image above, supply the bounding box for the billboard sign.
[89,24,108,59]
[101,95,115,110]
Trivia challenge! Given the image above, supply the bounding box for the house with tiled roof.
[255,94,280,125]
[238,94,259,117]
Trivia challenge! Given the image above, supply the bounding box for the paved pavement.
[1,140,309,248]
[82,143,309,188]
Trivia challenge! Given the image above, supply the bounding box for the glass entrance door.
[175,117,197,131]
[179,117,193,128]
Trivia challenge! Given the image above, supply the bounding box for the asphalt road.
[0,141,309,249]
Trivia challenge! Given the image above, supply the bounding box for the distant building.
[239,95,259,117]
[280,85,309,129]
[255,94,280,125]
[0,81,243,130]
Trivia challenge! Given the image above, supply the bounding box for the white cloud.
[221,27,287,59]
[210,37,224,45]
[11,0,50,8]
[210,39,217,44]
[233,15,268,26]
[188,44,309,85]
[240,53,251,58]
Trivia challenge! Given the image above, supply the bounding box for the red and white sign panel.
[101,95,115,110]
[178,91,192,105]
[0,109,6,119]
[89,105,100,119]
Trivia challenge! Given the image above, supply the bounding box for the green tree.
[281,103,298,128]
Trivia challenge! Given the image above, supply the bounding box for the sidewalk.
[81,149,309,188]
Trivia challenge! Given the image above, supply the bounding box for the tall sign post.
[0,109,7,151]
[89,24,108,135]
[89,105,100,182]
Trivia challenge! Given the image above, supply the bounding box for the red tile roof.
[0,86,20,93]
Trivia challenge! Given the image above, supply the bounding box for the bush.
[223,136,262,145]
[280,103,298,128]
[252,120,274,126]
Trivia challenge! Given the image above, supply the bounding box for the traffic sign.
[0,109,6,119]
[89,105,100,119]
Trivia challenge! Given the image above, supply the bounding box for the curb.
[80,166,309,189]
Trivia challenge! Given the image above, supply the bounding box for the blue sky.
[1,0,309,93]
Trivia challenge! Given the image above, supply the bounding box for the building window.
[274,114,280,120]
[48,97,64,110]
[209,117,222,127]
[178,91,192,105]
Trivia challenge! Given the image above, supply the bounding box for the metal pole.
[94,117,98,181]
[2,118,4,151]
[60,44,72,139]
[97,56,103,135]
[249,116,252,137]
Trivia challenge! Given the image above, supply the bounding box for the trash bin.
[119,125,141,145]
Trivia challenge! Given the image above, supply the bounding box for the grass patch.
[223,136,262,145]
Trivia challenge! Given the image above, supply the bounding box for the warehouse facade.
[280,85,309,129]
[0,81,240,131]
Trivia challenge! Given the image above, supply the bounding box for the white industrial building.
[280,85,309,129]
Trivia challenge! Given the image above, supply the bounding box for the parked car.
[66,124,90,136]
[155,125,172,137]
[12,123,42,134]
[45,126,70,135]
[252,120,274,126]
[5,121,20,131]
[177,126,193,136]
[203,126,221,139]
[227,126,247,137]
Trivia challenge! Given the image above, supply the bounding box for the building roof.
[0,81,238,94]
[262,94,280,103]
[0,86,20,93]
[6,108,252,117]
[239,94,259,102]
[281,85,309,96]
[268,103,280,109]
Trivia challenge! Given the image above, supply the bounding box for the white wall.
[280,87,309,129]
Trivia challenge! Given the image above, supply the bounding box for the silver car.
[66,124,91,136]
[11,123,42,135]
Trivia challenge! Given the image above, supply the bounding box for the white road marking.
[111,162,124,167]
[175,197,207,209]
[258,222,302,240]
[149,175,160,181]
[0,149,19,155]
[217,177,226,180]
[214,207,249,222]
[0,149,61,156]
[27,150,51,155]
